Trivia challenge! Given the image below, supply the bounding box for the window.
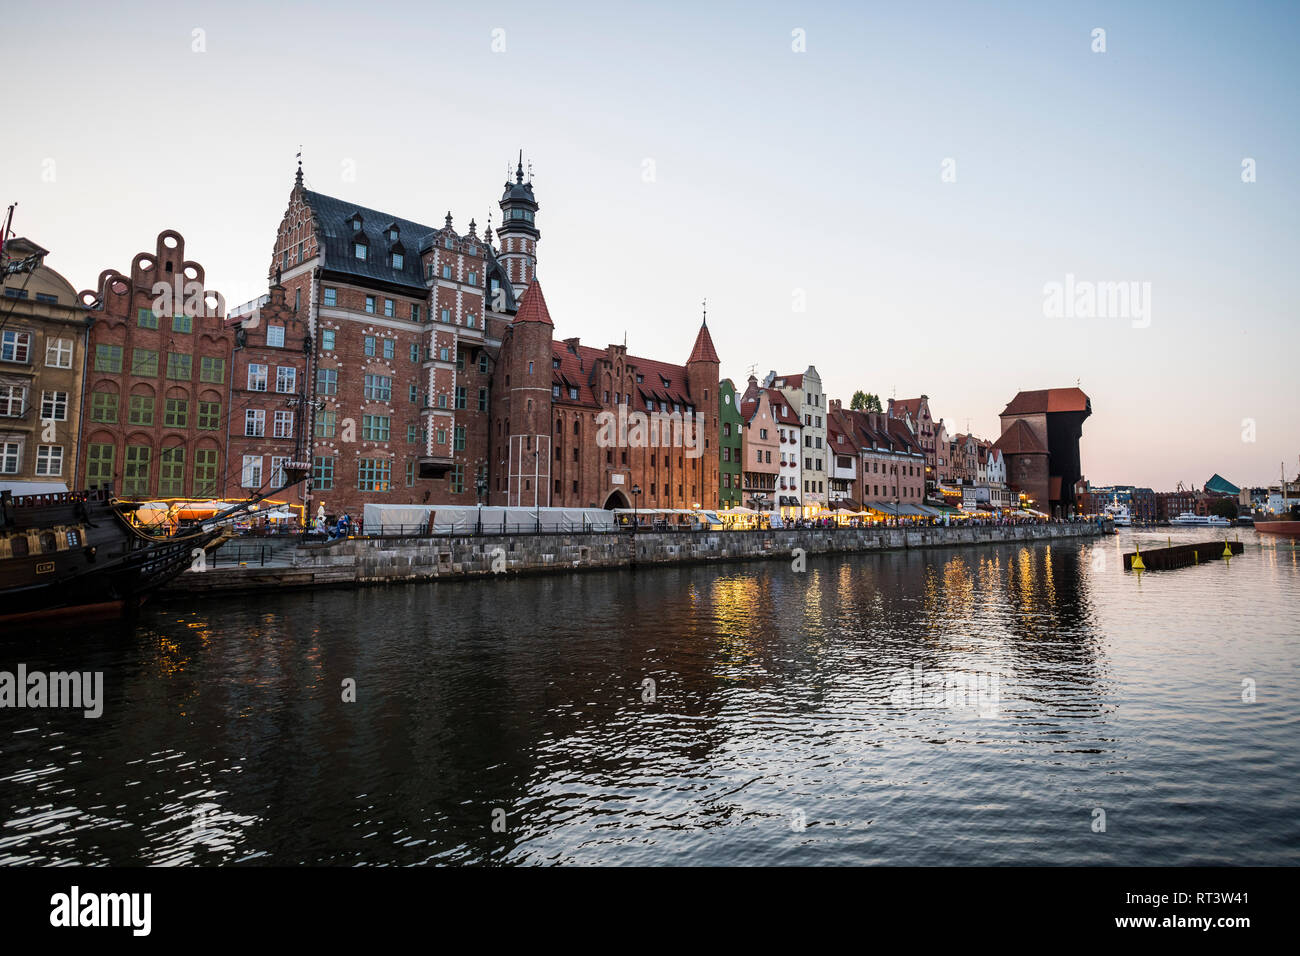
[384,300,395,318]
[391,252,404,270]
[45,338,73,368]
[166,352,192,380]
[323,288,337,307]
[123,445,150,495]
[35,445,63,477]
[241,455,263,488]
[200,356,225,383]
[313,455,335,490]
[1,441,20,474]
[436,429,446,445]
[172,313,192,334]
[86,443,114,488]
[465,314,476,329]
[131,348,158,376]
[273,410,294,438]
[276,366,296,393]
[40,391,68,421]
[248,363,268,391]
[364,335,376,355]
[438,347,449,362]
[408,384,418,404]
[441,265,452,279]
[128,395,154,426]
[406,461,416,487]
[409,344,419,363]
[198,401,220,430]
[363,374,392,401]
[411,305,421,322]
[137,307,159,329]
[315,410,337,438]
[159,447,185,496]
[478,387,488,411]
[357,458,391,492]
[362,415,390,441]
[355,242,368,260]
[478,353,488,373]
[467,271,477,286]
[453,426,466,451]
[322,329,336,351]
[245,409,265,437]
[317,368,338,395]
[406,424,418,443]
[164,398,189,428]
[192,447,218,494]
[90,391,118,423]
[365,298,376,315]
[440,308,450,324]
[94,344,122,373]
[454,387,466,409]
[568,387,579,400]
[270,456,290,487]
[450,464,463,494]
[267,325,285,348]
[382,338,395,359]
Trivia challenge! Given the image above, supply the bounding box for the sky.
[3,0,1297,490]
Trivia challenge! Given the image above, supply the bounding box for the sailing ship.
[0,468,308,628]
[1254,461,1300,539]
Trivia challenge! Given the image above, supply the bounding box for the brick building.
[1,236,90,492]
[996,387,1091,516]
[79,230,233,498]
[738,377,779,512]
[838,406,926,507]
[888,394,948,494]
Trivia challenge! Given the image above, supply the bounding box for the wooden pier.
[1123,540,1244,571]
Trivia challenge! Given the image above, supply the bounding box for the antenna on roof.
[702,296,707,325]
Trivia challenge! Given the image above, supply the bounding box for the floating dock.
[1123,540,1244,571]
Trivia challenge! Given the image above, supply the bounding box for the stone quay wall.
[166,522,1109,594]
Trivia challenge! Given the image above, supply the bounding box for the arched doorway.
[603,489,630,510]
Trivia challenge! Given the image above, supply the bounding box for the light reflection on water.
[1,528,1297,865]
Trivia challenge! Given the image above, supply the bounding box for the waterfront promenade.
[165,520,1110,595]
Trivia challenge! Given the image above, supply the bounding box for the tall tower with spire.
[496,150,540,289]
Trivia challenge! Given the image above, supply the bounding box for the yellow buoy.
[1130,545,1145,572]
[1223,540,1233,558]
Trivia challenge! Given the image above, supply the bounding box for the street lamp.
[474,471,488,534]
[631,484,642,533]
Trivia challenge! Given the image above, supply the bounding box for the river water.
[1,528,1297,866]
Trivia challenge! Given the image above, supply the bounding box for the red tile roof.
[513,280,553,325]
[993,419,1047,455]
[1000,387,1089,417]
[687,321,719,364]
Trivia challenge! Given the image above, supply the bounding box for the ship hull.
[1255,520,1300,539]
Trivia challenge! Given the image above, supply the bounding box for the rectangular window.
[315,410,337,438]
[35,445,64,477]
[193,448,219,496]
[159,447,185,496]
[408,384,418,404]
[438,347,449,362]
[436,429,446,445]
[40,390,68,421]
[128,395,155,426]
[198,401,220,430]
[453,425,466,451]
[0,441,21,474]
[241,455,263,488]
[357,458,391,492]
[322,329,336,351]
[94,344,122,373]
[407,424,418,443]
[365,297,376,315]
[131,348,158,376]
[441,265,452,279]
[317,368,337,395]
[172,313,192,334]
[273,410,294,438]
[166,352,192,380]
[200,356,225,383]
[477,387,488,411]
[123,445,150,495]
[454,387,466,410]
[384,300,395,318]
[410,344,419,363]
[86,443,114,489]
[164,398,189,428]
[270,456,290,487]
[440,308,450,323]
[450,464,463,494]
[382,338,395,359]
[362,415,390,441]
[1,330,32,364]
[364,335,376,355]
[392,252,404,270]
[411,304,421,322]
[276,366,296,393]
[90,391,118,423]
[248,363,268,391]
[406,460,416,486]
[363,374,392,401]
[467,271,478,286]
[355,243,367,261]
[267,325,285,348]
[45,338,73,368]
[137,307,159,328]
[313,455,335,490]
[245,409,265,437]
[324,288,337,307]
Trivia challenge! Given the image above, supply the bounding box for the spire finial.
[516,149,524,184]
[445,210,453,229]
[702,296,707,326]
[295,146,303,186]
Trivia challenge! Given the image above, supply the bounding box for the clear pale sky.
[3,0,1297,490]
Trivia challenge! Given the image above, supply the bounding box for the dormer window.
[388,228,399,241]
[352,219,361,232]
[444,237,454,250]
[354,241,367,260]
[391,252,404,269]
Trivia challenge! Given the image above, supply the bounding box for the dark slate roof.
[1000,387,1090,417]
[304,189,437,292]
